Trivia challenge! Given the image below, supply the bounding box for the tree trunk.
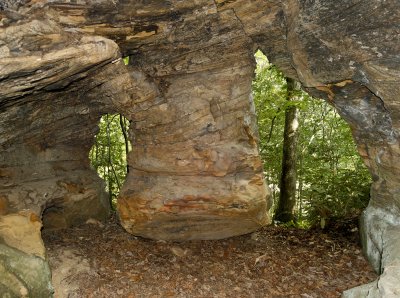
[120,114,130,174]
[274,78,300,223]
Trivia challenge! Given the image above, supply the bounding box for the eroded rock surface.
[118,38,270,240]
[1,0,400,296]
[1,1,272,240]
[0,211,53,296]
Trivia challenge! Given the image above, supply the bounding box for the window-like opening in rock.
[89,113,131,208]
[252,50,372,229]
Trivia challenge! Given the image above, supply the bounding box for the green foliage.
[89,114,130,208]
[123,56,129,65]
[297,100,371,224]
[253,51,286,204]
[252,51,371,226]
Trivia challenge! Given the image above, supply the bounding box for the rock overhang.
[1,0,400,296]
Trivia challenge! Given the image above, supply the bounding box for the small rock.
[19,286,28,296]
[170,246,189,257]
[85,218,104,228]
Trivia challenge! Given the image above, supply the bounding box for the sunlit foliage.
[253,51,371,226]
[89,114,130,208]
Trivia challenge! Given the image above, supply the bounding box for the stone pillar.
[118,13,271,240]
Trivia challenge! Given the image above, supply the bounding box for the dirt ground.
[42,214,377,298]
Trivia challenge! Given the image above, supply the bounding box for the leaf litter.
[42,214,377,298]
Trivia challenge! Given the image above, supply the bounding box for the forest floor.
[42,214,377,298]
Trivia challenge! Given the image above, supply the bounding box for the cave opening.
[89,113,131,209]
[252,50,372,229]
[89,56,132,209]
[37,48,377,296]
[39,112,130,230]
[37,51,378,296]
[3,0,399,294]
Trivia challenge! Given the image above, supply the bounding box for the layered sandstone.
[1,0,400,296]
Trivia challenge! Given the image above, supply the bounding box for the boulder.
[0,211,53,297]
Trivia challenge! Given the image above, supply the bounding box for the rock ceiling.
[0,0,399,296]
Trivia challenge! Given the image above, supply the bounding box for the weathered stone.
[118,39,271,239]
[343,218,400,298]
[0,19,125,226]
[0,211,53,297]
[0,0,271,238]
[0,211,45,258]
[1,0,400,295]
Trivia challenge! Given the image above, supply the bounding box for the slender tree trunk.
[106,114,113,204]
[119,114,130,174]
[274,78,300,223]
[297,151,304,221]
[94,139,99,167]
[106,115,121,193]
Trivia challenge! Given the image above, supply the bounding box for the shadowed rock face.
[0,0,399,295]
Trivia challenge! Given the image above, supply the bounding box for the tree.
[274,78,300,223]
[253,51,287,205]
[90,114,130,208]
[252,50,371,226]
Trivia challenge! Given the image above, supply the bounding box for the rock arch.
[0,0,399,295]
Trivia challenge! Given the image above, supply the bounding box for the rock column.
[118,10,270,240]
